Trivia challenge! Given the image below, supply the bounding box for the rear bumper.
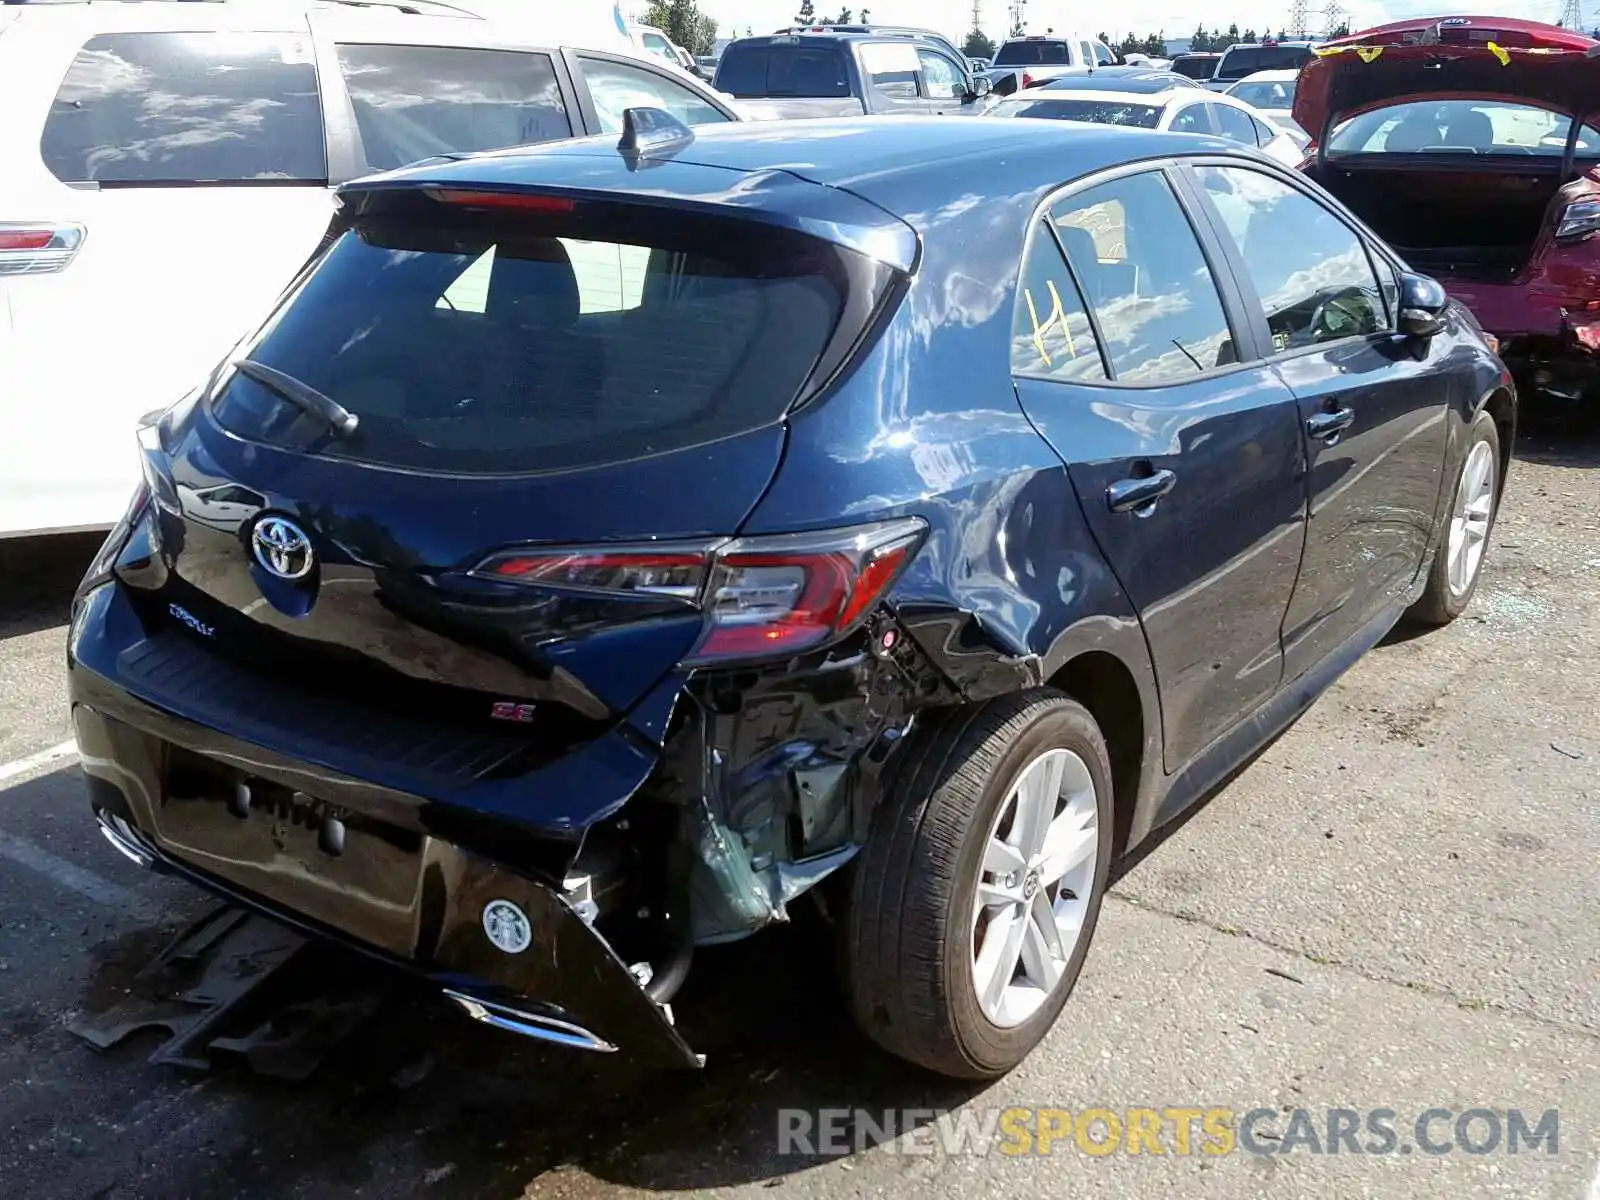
[69,585,700,1069]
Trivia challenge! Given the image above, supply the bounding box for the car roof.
[1038,68,1200,93]
[358,115,1244,249]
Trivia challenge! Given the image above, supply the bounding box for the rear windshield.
[995,98,1162,128]
[1170,55,1217,79]
[1328,99,1600,158]
[1214,45,1314,79]
[1228,78,1296,108]
[714,43,850,97]
[41,32,325,185]
[994,40,1072,66]
[210,201,868,474]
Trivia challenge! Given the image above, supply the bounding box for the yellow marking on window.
[1046,280,1078,358]
[1025,287,1052,366]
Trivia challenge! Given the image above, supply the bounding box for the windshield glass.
[995,40,1071,65]
[994,98,1162,127]
[1328,99,1600,157]
[1228,78,1296,108]
[1215,45,1313,79]
[211,202,864,474]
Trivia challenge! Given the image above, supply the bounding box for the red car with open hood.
[1295,16,1600,411]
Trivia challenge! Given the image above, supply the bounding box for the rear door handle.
[1106,468,1177,514]
[1306,406,1356,443]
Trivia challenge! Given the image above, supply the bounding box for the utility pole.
[1287,0,1308,39]
[1556,0,1582,27]
[1008,0,1026,36]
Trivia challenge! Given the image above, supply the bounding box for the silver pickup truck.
[714,30,993,120]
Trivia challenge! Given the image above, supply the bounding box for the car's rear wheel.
[842,691,1113,1079]
[1410,410,1501,625]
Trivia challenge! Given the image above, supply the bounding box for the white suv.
[0,0,737,538]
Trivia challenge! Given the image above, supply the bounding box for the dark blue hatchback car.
[70,113,1513,1079]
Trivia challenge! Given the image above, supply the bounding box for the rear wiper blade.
[232,358,359,437]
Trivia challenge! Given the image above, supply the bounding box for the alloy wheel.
[970,748,1100,1028]
[1447,440,1496,597]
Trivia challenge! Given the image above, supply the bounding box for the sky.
[688,0,1581,44]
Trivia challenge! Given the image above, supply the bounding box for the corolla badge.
[251,515,315,581]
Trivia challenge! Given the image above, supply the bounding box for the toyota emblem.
[251,515,315,581]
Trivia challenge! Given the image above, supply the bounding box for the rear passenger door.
[857,40,931,114]
[1166,99,1215,135]
[1208,102,1260,147]
[1011,167,1308,774]
[1185,162,1450,680]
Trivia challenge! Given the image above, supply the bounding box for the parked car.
[1295,16,1600,409]
[968,55,992,72]
[1225,67,1307,140]
[981,33,1118,95]
[73,111,1512,1080]
[776,21,971,70]
[1169,51,1221,81]
[991,71,1305,167]
[695,54,719,79]
[714,30,990,120]
[0,0,738,539]
[1206,39,1320,91]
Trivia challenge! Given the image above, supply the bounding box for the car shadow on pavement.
[1513,423,1600,470]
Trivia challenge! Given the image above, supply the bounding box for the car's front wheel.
[842,691,1113,1079]
[1410,409,1502,625]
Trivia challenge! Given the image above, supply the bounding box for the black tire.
[1409,409,1502,626]
[842,690,1114,1079]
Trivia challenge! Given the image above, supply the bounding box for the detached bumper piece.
[73,697,701,1071]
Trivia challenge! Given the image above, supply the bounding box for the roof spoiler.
[617,107,695,168]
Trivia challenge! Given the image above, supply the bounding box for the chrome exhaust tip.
[442,989,618,1054]
[95,810,156,870]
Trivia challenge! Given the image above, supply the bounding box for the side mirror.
[1397,272,1448,339]
[967,75,993,100]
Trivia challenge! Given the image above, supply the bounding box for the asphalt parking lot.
[1,426,1597,1200]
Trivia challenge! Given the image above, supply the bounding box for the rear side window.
[714,44,850,97]
[575,55,728,134]
[41,33,324,184]
[212,201,879,474]
[336,45,571,174]
[1053,172,1239,384]
[1011,221,1107,382]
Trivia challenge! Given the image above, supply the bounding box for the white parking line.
[1588,1156,1600,1200]
[0,830,163,925]
[0,739,78,785]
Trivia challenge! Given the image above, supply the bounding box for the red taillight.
[0,221,85,276]
[483,547,710,600]
[472,518,927,664]
[424,189,577,213]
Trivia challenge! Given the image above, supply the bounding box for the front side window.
[861,41,920,99]
[1010,221,1107,382]
[336,45,570,174]
[1328,99,1600,158]
[1094,42,1117,65]
[41,33,324,184]
[1195,165,1385,350]
[577,55,729,133]
[917,49,965,99]
[211,201,869,474]
[1053,171,1238,384]
[1211,103,1259,145]
[640,31,676,63]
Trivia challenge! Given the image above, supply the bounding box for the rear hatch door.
[1295,41,1600,139]
[129,158,909,765]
